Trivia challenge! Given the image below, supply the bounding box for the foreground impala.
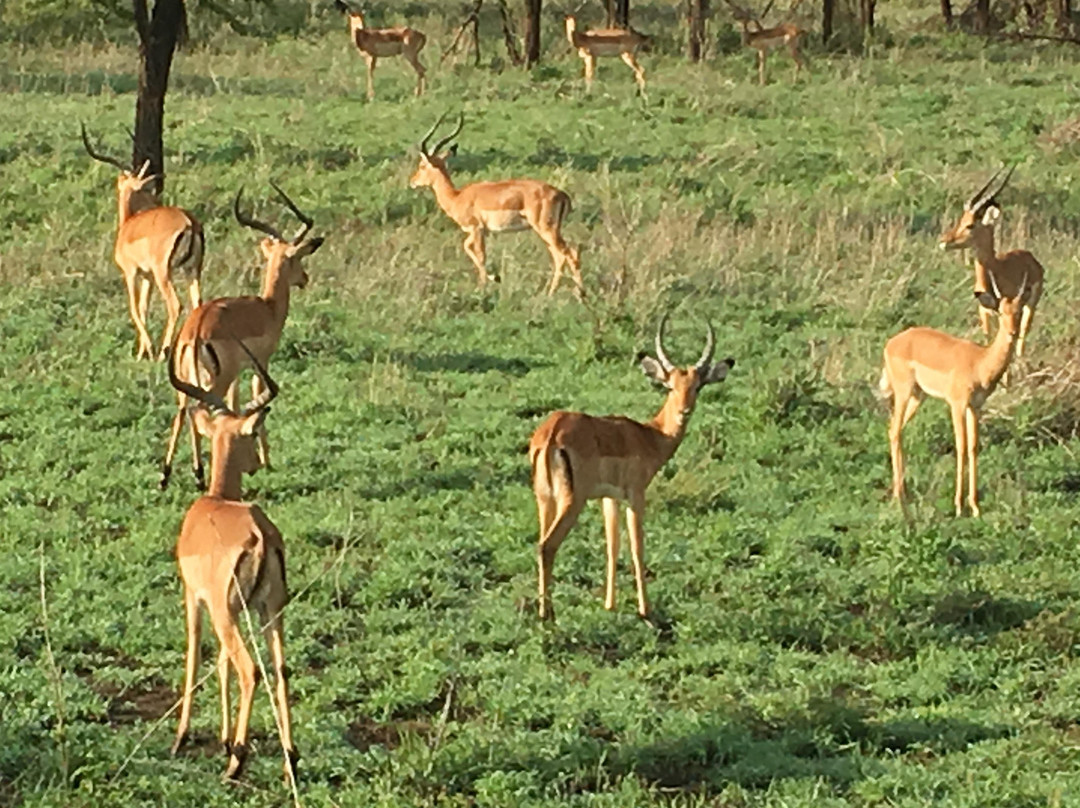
[530,316,735,621]
[167,341,296,782]
[880,270,1026,517]
[334,0,426,99]
[564,15,649,94]
[726,0,808,85]
[410,113,584,295]
[82,124,204,360]
[940,165,1045,359]
[160,183,323,489]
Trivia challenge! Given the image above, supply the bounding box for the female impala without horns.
[939,165,1044,361]
[160,183,323,489]
[166,340,296,782]
[564,15,649,94]
[725,0,809,85]
[410,113,584,296]
[82,124,204,360]
[530,316,734,621]
[880,269,1027,517]
[334,0,426,100]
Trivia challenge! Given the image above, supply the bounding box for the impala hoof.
[159,465,172,490]
[223,744,247,780]
[170,732,188,756]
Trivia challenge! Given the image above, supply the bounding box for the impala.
[880,270,1026,518]
[564,15,649,95]
[82,124,204,360]
[167,340,296,782]
[529,316,735,621]
[409,113,584,296]
[160,183,323,489]
[726,1,808,85]
[940,165,1045,360]
[334,0,426,100]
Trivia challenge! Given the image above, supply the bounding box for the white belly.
[480,210,530,232]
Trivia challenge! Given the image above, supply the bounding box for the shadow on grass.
[279,337,548,376]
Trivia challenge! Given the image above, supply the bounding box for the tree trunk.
[524,0,542,66]
[975,0,990,31]
[132,0,186,190]
[608,0,629,26]
[1056,0,1072,33]
[687,0,709,61]
[822,0,834,43]
[860,0,875,32]
[941,0,953,26]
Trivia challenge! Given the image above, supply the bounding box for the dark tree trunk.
[941,0,953,26]
[975,0,990,31]
[822,0,834,43]
[1057,0,1072,33]
[687,0,709,61]
[524,0,542,66]
[615,0,630,26]
[860,0,875,32]
[132,0,186,190]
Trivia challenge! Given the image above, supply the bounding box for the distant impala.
[334,0,427,99]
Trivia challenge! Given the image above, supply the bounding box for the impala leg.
[136,275,151,345]
[620,51,647,96]
[125,271,155,361]
[252,373,272,470]
[626,497,649,618]
[1017,304,1034,359]
[463,228,489,286]
[217,645,232,752]
[537,497,584,621]
[409,53,426,96]
[172,587,201,755]
[757,50,767,85]
[978,304,992,337]
[965,406,980,517]
[950,402,968,517]
[226,380,240,413]
[888,386,917,504]
[188,277,202,309]
[218,621,257,779]
[583,52,596,91]
[790,39,808,76]
[262,588,297,780]
[156,276,182,361]
[161,396,190,489]
[602,497,620,611]
[365,54,377,100]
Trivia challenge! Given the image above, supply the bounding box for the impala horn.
[694,322,717,373]
[655,313,675,373]
[80,123,128,172]
[269,180,315,244]
[234,187,286,241]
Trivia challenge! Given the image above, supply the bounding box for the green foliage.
[5,6,1080,807]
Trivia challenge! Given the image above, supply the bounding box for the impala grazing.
[529,316,734,621]
[334,0,426,100]
[940,165,1045,360]
[161,183,323,489]
[726,1,808,85]
[410,113,584,296]
[880,270,1027,518]
[167,341,297,782]
[564,15,649,95]
[82,124,204,361]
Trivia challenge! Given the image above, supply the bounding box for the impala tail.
[530,440,574,501]
[877,365,892,401]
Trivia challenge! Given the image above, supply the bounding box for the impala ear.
[981,204,1001,226]
[700,358,735,386]
[975,291,999,310]
[191,407,216,437]
[241,409,270,436]
[439,144,458,160]
[292,236,324,258]
[639,353,669,385]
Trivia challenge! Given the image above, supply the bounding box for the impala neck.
[978,309,1017,389]
[647,392,693,461]
[207,442,246,500]
[427,169,461,217]
[117,186,135,228]
[260,257,293,327]
[969,226,999,293]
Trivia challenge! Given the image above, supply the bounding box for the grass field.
[5,4,1080,805]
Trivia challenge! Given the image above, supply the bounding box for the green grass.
[5,7,1080,806]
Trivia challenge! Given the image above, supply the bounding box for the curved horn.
[431,112,465,156]
[167,336,230,414]
[80,122,128,171]
[655,313,675,373]
[269,180,315,244]
[695,322,716,372]
[233,187,285,241]
[418,111,450,157]
[967,165,1004,211]
[234,337,279,415]
[990,163,1015,201]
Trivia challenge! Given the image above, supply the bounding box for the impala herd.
[71,5,1045,787]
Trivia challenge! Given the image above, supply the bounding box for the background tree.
[607,0,630,26]
[524,0,541,65]
[132,0,188,189]
[688,0,710,60]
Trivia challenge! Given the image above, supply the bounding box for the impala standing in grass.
[530,316,735,621]
[334,0,426,100]
[880,270,1027,517]
[81,124,204,360]
[167,340,297,783]
[564,15,649,95]
[940,165,1044,361]
[726,0,808,85]
[409,113,584,296]
[161,183,323,489]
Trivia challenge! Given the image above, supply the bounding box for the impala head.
[168,336,279,475]
[975,269,1027,337]
[410,112,464,189]
[333,0,364,23]
[640,315,735,418]
[940,165,1014,251]
[81,122,161,206]
[234,182,324,289]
